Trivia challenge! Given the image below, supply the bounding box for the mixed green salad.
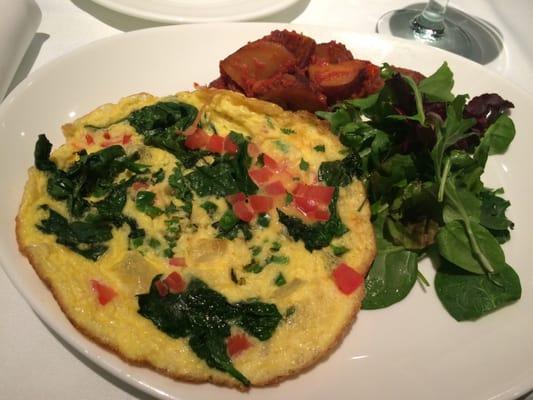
[317,62,520,321]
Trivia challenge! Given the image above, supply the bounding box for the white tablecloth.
[1,1,532,399]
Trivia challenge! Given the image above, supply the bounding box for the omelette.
[16,89,376,388]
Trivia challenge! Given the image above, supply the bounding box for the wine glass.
[376,0,503,64]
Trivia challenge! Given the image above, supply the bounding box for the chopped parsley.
[331,244,349,256]
[314,144,326,152]
[281,127,295,135]
[200,200,218,217]
[274,273,287,287]
[299,158,309,171]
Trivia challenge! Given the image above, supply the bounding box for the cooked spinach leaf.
[128,101,206,168]
[135,191,163,218]
[37,206,111,261]
[137,277,281,385]
[278,190,347,251]
[318,153,361,187]
[34,134,56,172]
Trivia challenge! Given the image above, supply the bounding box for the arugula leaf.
[479,188,513,232]
[435,261,521,321]
[481,114,515,155]
[137,277,282,385]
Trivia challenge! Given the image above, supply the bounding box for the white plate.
[1,23,532,400]
[90,0,300,23]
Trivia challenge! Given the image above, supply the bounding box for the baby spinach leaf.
[138,277,282,385]
[435,261,521,321]
[436,220,505,275]
[418,62,454,103]
[362,218,418,309]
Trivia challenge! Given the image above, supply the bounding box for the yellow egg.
[16,89,376,389]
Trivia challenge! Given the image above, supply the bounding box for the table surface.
[1,1,532,399]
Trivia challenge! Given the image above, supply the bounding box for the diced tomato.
[293,184,334,204]
[248,167,273,185]
[293,183,310,197]
[122,134,132,145]
[155,280,169,297]
[233,200,254,222]
[90,279,117,305]
[310,208,331,221]
[247,143,261,158]
[169,257,186,267]
[249,195,273,213]
[294,196,319,215]
[227,333,251,357]
[306,185,335,204]
[332,263,364,295]
[103,131,111,140]
[206,135,225,153]
[264,180,286,196]
[185,129,209,149]
[226,192,246,204]
[132,181,149,191]
[224,136,239,155]
[263,154,280,171]
[85,134,94,145]
[163,272,185,294]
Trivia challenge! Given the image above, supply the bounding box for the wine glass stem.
[411,0,450,39]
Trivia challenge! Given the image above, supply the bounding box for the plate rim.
[89,0,301,23]
[2,22,533,400]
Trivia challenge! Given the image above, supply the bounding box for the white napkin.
[0,0,41,100]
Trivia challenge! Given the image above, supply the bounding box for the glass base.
[376,5,503,64]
